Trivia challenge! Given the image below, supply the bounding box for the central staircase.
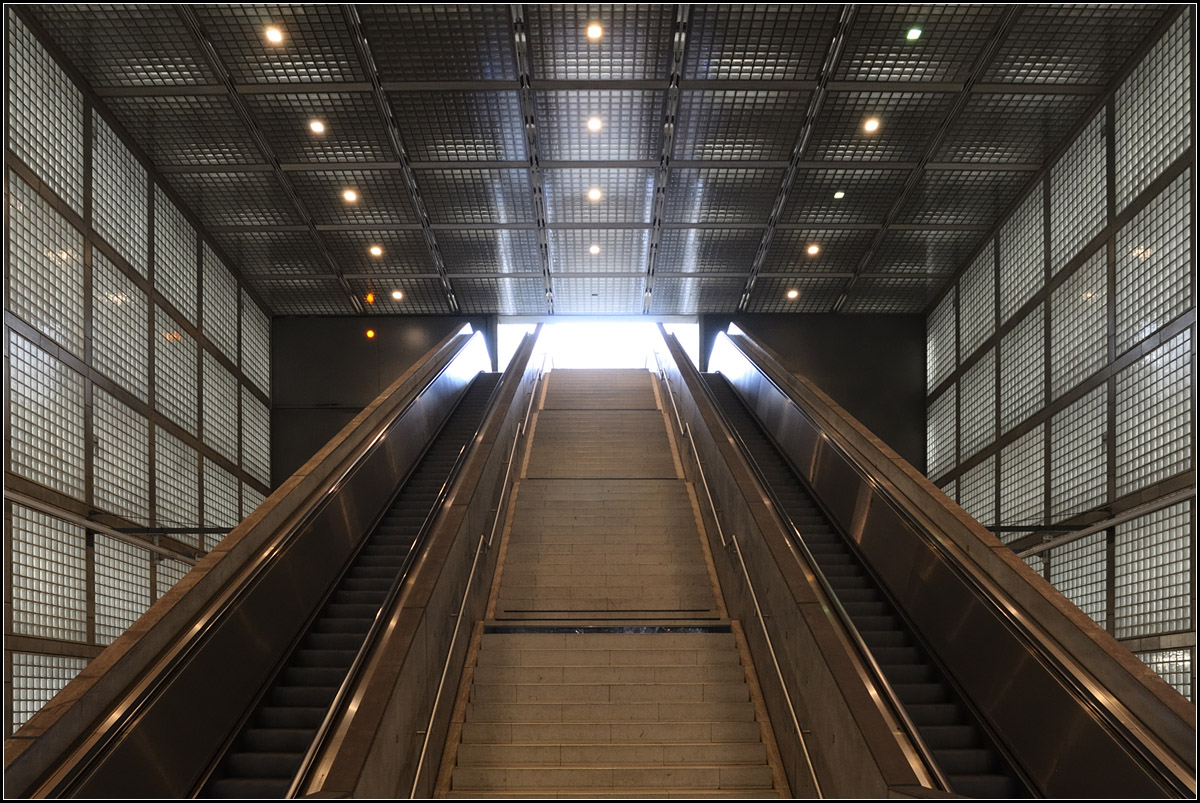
[436,369,787,798]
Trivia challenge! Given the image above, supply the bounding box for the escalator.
[202,373,500,798]
[704,373,1023,798]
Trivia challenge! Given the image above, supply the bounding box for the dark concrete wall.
[271,316,491,485]
[715,314,927,471]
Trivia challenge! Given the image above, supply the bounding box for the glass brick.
[8,331,86,498]
[93,386,150,525]
[1115,501,1192,639]
[10,504,87,641]
[92,250,149,401]
[1115,330,1192,496]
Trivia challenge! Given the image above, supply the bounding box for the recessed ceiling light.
[587,188,602,202]
[391,290,403,301]
[864,118,880,133]
[265,27,283,44]
[309,120,325,133]
[343,189,358,202]
[806,244,821,256]
[366,329,376,339]
[833,191,845,199]
[587,116,603,132]
[368,245,383,257]
[365,291,375,304]
[589,244,601,255]
[787,289,800,300]
[907,28,923,40]
[587,23,603,40]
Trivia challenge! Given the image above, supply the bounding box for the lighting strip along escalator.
[199,372,502,799]
[703,372,1027,799]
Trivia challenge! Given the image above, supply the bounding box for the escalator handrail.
[654,334,949,794]
[718,330,1196,793]
[293,329,543,797]
[13,327,483,799]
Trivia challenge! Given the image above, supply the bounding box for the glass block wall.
[4,13,272,733]
[925,13,1195,699]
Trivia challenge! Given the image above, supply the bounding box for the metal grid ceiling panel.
[1115,501,1193,639]
[155,556,190,601]
[94,534,150,646]
[1050,250,1107,399]
[202,352,239,463]
[93,386,150,525]
[165,172,299,229]
[154,426,200,544]
[783,168,909,226]
[1135,648,1192,701]
[544,168,655,224]
[252,277,356,315]
[241,391,271,486]
[245,93,393,163]
[454,278,548,316]
[526,5,676,81]
[958,347,995,461]
[998,183,1045,323]
[936,93,1098,164]
[390,91,526,162]
[1049,112,1106,274]
[202,244,239,363]
[898,170,1030,227]
[103,95,262,167]
[684,4,841,80]
[210,230,326,277]
[203,458,240,530]
[665,168,783,224]
[674,91,807,160]
[289,170,418,226]
[360,4,518,81]
[1051,385,1108,521]
[7,11,84,213]
[6,172,86,357]
[92,250,149,402]
[153,187,198,323]
[193,4,365,84]
[957,248,996,358]
[1047,532,1107,629]
[958,455,996,527]
[548,229,649,274]
[926,289,955,392]
[92,111,149,274]
[1115,330,1193,497]
[1115,11,1192,210]
[837,5,1005,82]
[764,229,875,275]
[438,229,542,275]
[416,169,532,225]
[10,504,87,641]
[841,277,938,314]
[745,277,843,314]
[999,302,1044,434]
[808,92,955,162]
[538,91,663,161]
[11,653,87,735]
[867,229,978,275]
[154,308,198,436]
[649,277,746,315]
[552,276,645,315]
[984,5,1168,85]
[926,386,956,480]
[8,332,86,499]
[1000,424,1045,529]
[350,278,453,315]
[660,229,763,275]
[324,230,437,275]
[1115,170,1191,354]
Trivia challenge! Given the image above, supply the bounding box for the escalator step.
[893,683,949,705]
[206,778,289,798]
[880,663,935,685]
[310,617,371,634]
[256,706,326,730]
[241,728,313,753]
[225,751,304,779]
[859,630,910,648]
[323,603,382,619]
[270,685,338,708]
[825,574,874,590]
[919,725,980,750]
[835,587,880,603]
[304,631,367,651]
[283,666,345,687]
[332,589,387,606]
[291,649,357,668]
[818,563,864,578]
[905,703,964,727]
[849,614,899,631]
[872,646,921,664]
[949,774,1022,798]
[842,600,889,617]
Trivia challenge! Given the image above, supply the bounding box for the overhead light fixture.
[587,23,603,40]
[587,188,603,202]
[309,120,325,133]
[589,244,601,255]
[391,290,403,301]
[833,191,845,199]
[342,189,358,202]
[587,116,603,132]
[365,291,375,304]
[864,118,881,133]
[366,329,376,339]
[907,27,923,40]
[369,245,383,257]
[787,289,800,300]
[265,27,284,44]
[806,244,821,256]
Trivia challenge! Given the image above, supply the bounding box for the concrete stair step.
[450,764,775,791]
[470,682,750,704]
[472,664,746,685]
[476,648,741,668]
[456,741,768,767]
[461,721,764,745]
[464,701,758,723]
[442,790,782,798]
[480,633,735,649]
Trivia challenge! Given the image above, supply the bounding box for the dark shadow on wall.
[701,313,927,472]
[270,315,494,485]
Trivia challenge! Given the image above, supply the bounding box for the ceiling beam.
[175,6,364,314]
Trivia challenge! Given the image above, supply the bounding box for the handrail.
[487,354,545,550]
[718,330,1196,795]
[681,425,727,549]
[286,358,510,798]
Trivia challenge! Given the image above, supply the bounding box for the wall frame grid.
[924,9,1196,700]
[3,8,274,734]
